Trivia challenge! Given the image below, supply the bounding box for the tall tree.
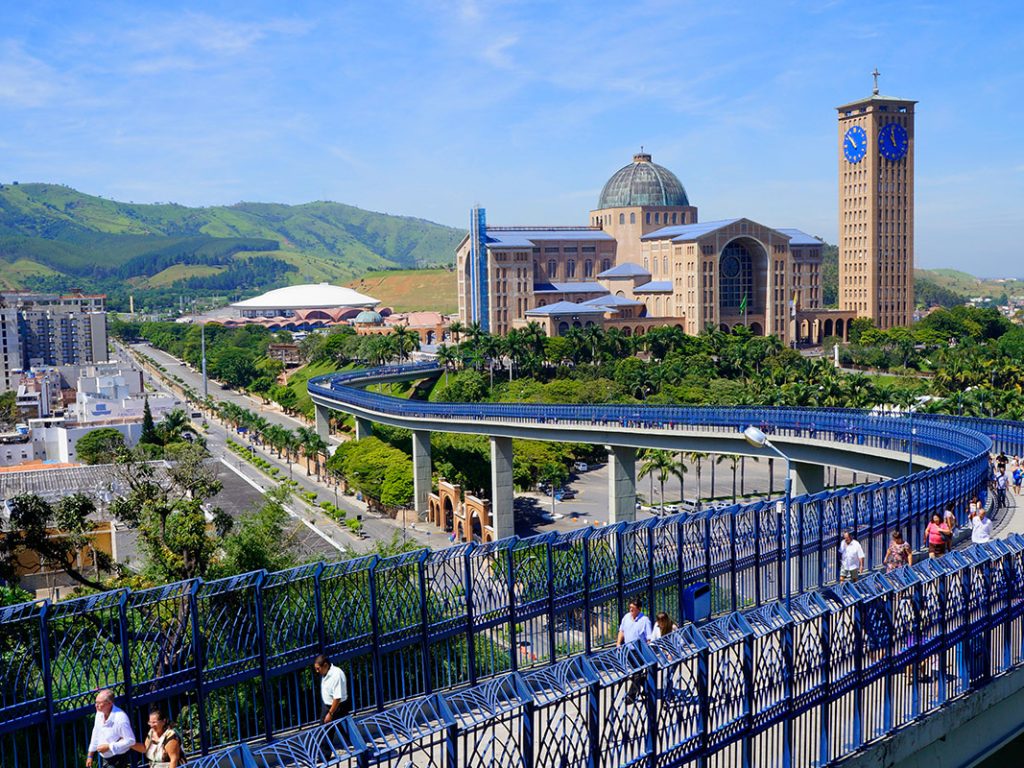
[140,398,160,445]
[638,450,685,515]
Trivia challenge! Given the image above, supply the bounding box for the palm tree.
[686,451,708,503]
[391,325,420,362]
[481,334,503,390]
[522,322,547,359]
[447,320,465,347]
[296,426,327,478]
[503,329,525,380]
[159,408,190,443]
[638,449,685,515]
[436,344,457,385]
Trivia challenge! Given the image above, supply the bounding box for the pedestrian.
[884,530,913,572]
[314,654,351,724]
[130,707,185,768]
[86,690,136,768]
[839,530,865,582]
[617,597,653,705]
[996,469,1008,510]
[943,504,957,535]
[616,597,653,647]
[969,505,994,545]
[925,513,952,558]
[1013,465,1023,496]
[650,611,677,642]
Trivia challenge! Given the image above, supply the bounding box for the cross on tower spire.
[872,67,880,96]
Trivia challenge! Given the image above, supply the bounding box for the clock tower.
[837,71,916,329]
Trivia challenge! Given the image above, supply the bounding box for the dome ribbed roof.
[598,152,689,209]
[354,310,383,325]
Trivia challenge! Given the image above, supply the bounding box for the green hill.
[0,182,464,309]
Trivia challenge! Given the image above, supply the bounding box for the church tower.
[836,71,916,329]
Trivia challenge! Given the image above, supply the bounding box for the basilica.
[456,151,855,345]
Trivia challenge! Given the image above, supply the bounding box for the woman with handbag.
[131,708,185,768]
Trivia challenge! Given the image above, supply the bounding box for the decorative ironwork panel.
[320,556,375,654]
[125,580,198,697]
[0,600,46,730]
[195,572,262,683]
[47,590,126,713]
[262,564,321,670]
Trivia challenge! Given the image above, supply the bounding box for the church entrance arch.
[718,237,769,336]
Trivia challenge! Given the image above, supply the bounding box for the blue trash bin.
[682,582,711,623]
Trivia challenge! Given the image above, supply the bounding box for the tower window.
[630,213,636,224]
[619,213,625,224]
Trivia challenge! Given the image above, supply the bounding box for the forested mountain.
[0,182,464,309]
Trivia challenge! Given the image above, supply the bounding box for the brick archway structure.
[427,479,496,543]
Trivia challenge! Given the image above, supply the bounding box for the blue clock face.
[878,122,909,161]
[843,125,867,164]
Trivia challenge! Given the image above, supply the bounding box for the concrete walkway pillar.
[608,445,637,525]
[490,436,515,540]
[791,461,826,496]
[314,403,331,440]
[412,430,431,519]
[355,417,374,441]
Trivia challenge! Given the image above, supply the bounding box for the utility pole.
[201,322,208,400]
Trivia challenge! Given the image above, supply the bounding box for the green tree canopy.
[76,428,127,465]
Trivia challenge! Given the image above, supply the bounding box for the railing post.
[817,500,825,591]
[506,545,519,674]
[819,608,832,767]
[418,552,433,694]
[39,601,57,768]
[252,571,273,741]
[313,562,326,653]
[583,531,593,656]
[463,545,478,684]
[741,625,754,768]
[852,599,864,751]
[782,616,794,768]
[729,513,738,612]
[367,556,386,708]
[189,581,211,755]
[117,591,134,732]
[546,540,557,663]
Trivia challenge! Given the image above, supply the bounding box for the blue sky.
[2,1,1022,275]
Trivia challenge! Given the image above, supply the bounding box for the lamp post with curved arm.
[743,425,793,609]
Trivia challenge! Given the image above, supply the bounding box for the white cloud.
[0,41,61,108]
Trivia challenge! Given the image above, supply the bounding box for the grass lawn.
[346,268,457,313]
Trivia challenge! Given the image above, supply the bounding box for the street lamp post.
[743,425,793,609]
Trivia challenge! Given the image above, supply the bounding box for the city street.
[119,342,440,553]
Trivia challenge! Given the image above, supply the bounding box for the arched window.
[584,259,593,277]
[655,212,660,223]
[663,255,669,274]
[601,258,611,272]
[619,213,625,225]
[655,297,662,315]
[646,212,651,224]
[643,257,649,271]
[630,213,636,224]
[652,257,658,275]
[547,260,557,278]
[672,212,678,224]
[567,259,576,278]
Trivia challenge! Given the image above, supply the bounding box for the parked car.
[573,461,589,472]
[558,488,577,500]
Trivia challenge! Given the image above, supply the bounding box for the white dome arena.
[232,282,379,311]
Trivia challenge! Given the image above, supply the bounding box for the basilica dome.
[597,152,689,209]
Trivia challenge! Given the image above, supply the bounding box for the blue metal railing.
[188,537,1024,768]
[1,363,1019,768]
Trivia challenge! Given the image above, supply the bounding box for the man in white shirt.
[616,598,653,647]
[970,506,994,544]
[314,654,350,723]
[617,598,653,705]
[839,530,866,583]
[86,690,135,768]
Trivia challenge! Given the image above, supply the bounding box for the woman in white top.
[650,612,678,642]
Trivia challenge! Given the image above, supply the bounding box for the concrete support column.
[791,461,825,496]
[314,403,331,440]
[355,417,374,441]
[490,436,515,540]
[608,445,637,525]
[412,430,431,519]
